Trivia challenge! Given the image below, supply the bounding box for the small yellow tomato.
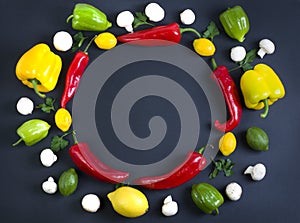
[55,108,72,132]
[94,32,117,50]
[219,132,237,156]
[193,38,216,56]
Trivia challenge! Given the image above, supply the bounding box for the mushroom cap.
[180,9,196,25]
[145,2,165,22]
[259,39,275,53]
[225,182,242,201]
[81,194,101,212]
[116,11,134,27]
[230,46,247,62]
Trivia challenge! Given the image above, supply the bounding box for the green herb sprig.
[133,12,154,29]
[36,97,56,113]
[209,158,235,179]
[50,131,74,152]
[202,21,220,40]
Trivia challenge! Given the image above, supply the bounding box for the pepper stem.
[211,58,218,70]
[180,28,201,38]
[12,138,23,147]
[83,35,97,53]
[260,98,269,118]
[72,131,79,145]
[197,144,213,154]
[215,208,220,215]
[29,78,46,98]
[66,14,73,23]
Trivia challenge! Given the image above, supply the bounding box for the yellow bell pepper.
[15,43,62,98]
[240,64,285,118]
[219,132,237,156]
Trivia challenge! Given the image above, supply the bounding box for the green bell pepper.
[219,5,250,42]
[191,182,224,215]
[67,3,112,31]
[13,119,51,146]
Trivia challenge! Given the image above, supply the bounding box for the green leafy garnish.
[36,97,55,113]
[72,32,88,52]
[50,131,73,152]
[202,21,220,40]
[209,158,235,179]
[238,49,257,71]
[133,12,154,29]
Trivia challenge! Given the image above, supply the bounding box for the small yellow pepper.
[219,132,237,156]
[94,32,117,50]
[193,38,216,56]
[15,43,62,98]
[55,108,72,132]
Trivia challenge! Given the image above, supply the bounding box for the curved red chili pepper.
[60,36,96,108]
[133,148,206,190]
[211,61,242,132]
[117,23,201,46]
[60,51,89,108]
[68,134,129,183]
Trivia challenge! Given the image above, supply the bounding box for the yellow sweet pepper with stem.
[15,43,62,98]
[240,63,285,118]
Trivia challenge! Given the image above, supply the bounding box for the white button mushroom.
[116,11,135,33]
[230,46,247,62]
[257,39,275,58]
[180,9,196,25]
[161,195,178,217]
[145,2,165,22]
[40,148,57,167]
[16,97,34,115]
[81,194,101,213]
[53,31,73,52]
[225,182,243,201]
[42,177,57,194]
[244,163,266,181]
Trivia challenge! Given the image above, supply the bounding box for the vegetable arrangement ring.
[12,1,286,218]
[71,40,227,186]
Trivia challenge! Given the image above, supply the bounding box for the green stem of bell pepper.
[29,78,46,98]
[12,138,23,146]
[260,99,269,118]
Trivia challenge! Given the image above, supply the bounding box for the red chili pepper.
[211,58,242,132]
[133,147,207,190]
[117,23,201,45]
[60,36,96,108]
[68,133,130,184]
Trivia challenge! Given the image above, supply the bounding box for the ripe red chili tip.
[133,147,207,190]
[211,58,242,132]
[68,132,130,184]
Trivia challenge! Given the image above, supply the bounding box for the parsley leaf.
[209,158,235,179]
[36,97,56,113]
[50,131,73,152]
[133,12,154,29]
[202,21,220,40]
[72,32,88,52]
[238,49,258,71]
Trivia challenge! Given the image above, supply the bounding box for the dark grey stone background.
[1,0,299,222]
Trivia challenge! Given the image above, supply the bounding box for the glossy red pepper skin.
[60,51,89,108]
[69,142,130,184]
[117,23,182,45]
[211,65,242,132]
[133,150,206,190]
